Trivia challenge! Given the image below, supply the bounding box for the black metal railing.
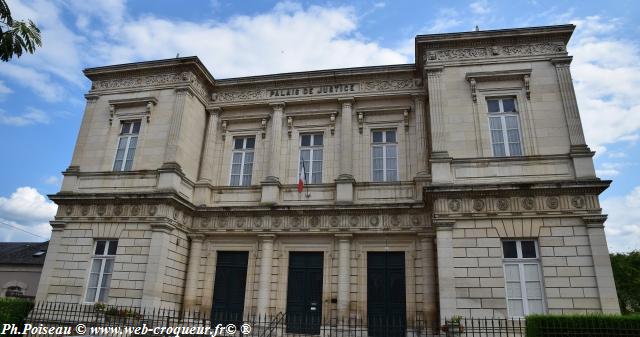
[24,302,640,337]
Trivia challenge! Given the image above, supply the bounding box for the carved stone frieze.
[425,42,565,62]
[92,71,209,98]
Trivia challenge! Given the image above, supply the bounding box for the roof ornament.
[475,25,480,32]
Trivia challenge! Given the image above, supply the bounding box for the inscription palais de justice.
[269,84,357,97]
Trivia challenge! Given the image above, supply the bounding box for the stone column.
[584,216,621,313]
[183,234,204,311]
[412,94,428,177]
[141,223,175,310]
[256,234,275,316]
[336,98,355,204]
[163,88,189,166]
[336,234,352,319]
[552,57,596,179]
[419,233,437,322]
[194,108,221,205]
[425,67,452,184]
[35,221,66,302]
[261,104,284,205]
[435,220,455,320]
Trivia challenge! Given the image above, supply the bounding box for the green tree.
[0,0,41,61]
[610,250,640,314]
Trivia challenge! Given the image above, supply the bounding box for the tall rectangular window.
[487,98,522,157]
[230,136,255,186]
[372,130,398,182]
[113,120,141,171]
[85,240,118,303]
[299,134,323,184]
[502,240,545,317]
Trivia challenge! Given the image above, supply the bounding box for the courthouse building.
[36,24,620,324]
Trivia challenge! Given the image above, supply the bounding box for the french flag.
[298,160,307,193]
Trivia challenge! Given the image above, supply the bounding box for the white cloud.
[469,0,491,15]
[569,16,640,149]
[93,3,408,77]
[44,175,63,186]
[425,8,463,33]
[0,187,56,242]
[0,80,12,97]
[0,107,50,126]
[602,186,640,252]
[0,187,57,225]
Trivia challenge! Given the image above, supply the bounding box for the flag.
[298,159,307,193]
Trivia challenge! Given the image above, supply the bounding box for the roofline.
[215,63,417,86]
[83,56,216,87]
[415,24,575,68]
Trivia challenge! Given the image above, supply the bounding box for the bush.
[526,314,640,337]
[0,297,34,327]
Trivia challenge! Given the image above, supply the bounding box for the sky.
[0,0,639,252]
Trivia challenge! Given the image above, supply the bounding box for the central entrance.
[286,252,324,334]
[367,252,406,337]
[211,251,249,324]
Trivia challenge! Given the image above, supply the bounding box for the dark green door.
[367,252,406,337]
[211,251,249,324]
[286,252,324,334]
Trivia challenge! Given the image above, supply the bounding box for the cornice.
[424,179,611,198]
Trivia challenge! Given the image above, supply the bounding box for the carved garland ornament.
[426,42,565,62]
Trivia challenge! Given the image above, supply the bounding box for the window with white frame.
[230,136,255,186]
[113,120,141,171]
[372,130,398,182]
[85,240,118,303]
[299,133,323,184]
[487,98,523,157]
[502,240,545,317]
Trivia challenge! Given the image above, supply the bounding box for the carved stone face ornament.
[546,197,559,209]
[448,199,461,212]
[496,198,510,211]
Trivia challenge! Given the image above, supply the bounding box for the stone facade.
[36,24,620,321]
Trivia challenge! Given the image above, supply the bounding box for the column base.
[335,175,355,204]
[193,180,211,206]
[570,148,597,180]
[429,155,453,185]
[260,179,281,205]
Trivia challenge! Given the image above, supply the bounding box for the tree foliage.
[610,250,640,314]
[0,0,41,62]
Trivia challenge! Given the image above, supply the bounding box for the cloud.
[0,187,57,225]
[0,80,12,98]
[425,8,463,33]
[0,107,50,126]
[469,0,491,15]
[0,187,56,242]
[602,186,640,252]
[44,175,62,186]
[93,3,407,77]
[569,16,640,149]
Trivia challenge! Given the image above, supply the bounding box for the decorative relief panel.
[425,42,565,62]
[214,78,421,103]
[432,194,598,216]
[92,71,209,98]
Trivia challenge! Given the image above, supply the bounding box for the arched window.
[5,286,24,298]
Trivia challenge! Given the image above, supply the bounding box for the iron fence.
[24,302,640,337]
[23,302,527,337]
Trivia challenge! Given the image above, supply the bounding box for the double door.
[286,252,324,334]
[367,252,407,337]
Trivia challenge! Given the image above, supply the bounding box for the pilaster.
[194,107,221,205]
[141,223,175,310]
[583,215,621,313]
[419,233,437,322]
[434,219,455,321]
[336,98,355,204]
[69,95,99,169]
[163,88,190,166]
[35,221,66,302]
[261,103,284,205]
[183,234,204,311]
[412,94,429,177]
[256,234,275,316]
[335,234,352,319]
[426,67,453,184]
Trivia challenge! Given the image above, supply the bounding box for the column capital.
[50,221,66,231]
[258,234,276,241]
[269,102,286,110]
[551,56,573,66]
[338,97,355,104]
[206,106,223,116]
[434,219,455,230]
[425,66,444,75]
[583,215,607,227]
[188,234,205,242]
[335,233,353,240]
[411,94,426,102]
[84,94,100,102]
[150,223,175,233]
